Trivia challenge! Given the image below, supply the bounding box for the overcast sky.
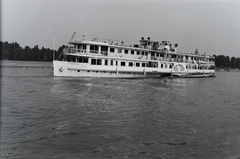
[1,0,240,57]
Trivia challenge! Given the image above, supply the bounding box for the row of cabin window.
[77,44,213,61]
[111,48,166,57]
[71,57,171,68]
[88,45,108,52]
[73,48,205,62]
[66,57,215,70]
[91,59,159,68]
[186,65,213,70]
[186,65,200,69]
[110,48,209,61]
[90,59,214,70]
[76,45,108,52]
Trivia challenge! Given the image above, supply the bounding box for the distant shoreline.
[1,60,239,72]
[216,68,240,72]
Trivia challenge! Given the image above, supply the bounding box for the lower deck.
[53,60,215,78]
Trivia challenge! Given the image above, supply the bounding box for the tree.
[225,56,230,68]
[230,57,236,68]
[1,40,239,66]
[236,58,240,68]
[56,45,66,60]
[29,48,35,61]
[216,55,226,68]
[33,45,40,61]
[40,47,46,61]
[24,46,31,61]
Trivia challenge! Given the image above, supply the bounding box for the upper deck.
[64,37,215,65]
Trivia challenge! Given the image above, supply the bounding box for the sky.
[1,0,240,57]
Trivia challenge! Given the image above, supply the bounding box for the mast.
[53,32,55,61]
[69,32,76,42]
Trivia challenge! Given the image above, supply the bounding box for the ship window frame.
[90,45,99,53]
[110,48,115,53]
[129,62,133,67]
[79,57,83,63]
[105,59,108,65]
[91,59,96,65]
[131,50,135,55]
[83,57,88,63]
[151,52,155,56]
[136,62,140,67]
[77,44,86,50]
[97,59,102,65]
[101,46,108,52]
[121,61,126,66]
[118,49,122,53]
[124,50,128,54]
[137,51,140,55]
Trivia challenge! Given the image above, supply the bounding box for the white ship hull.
[53,60,169,78]
[53,60,215,78]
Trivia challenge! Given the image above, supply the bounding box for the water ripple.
[1,61,240,159]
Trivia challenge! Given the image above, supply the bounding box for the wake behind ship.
[53,34,215,78]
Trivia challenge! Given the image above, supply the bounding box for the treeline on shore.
[1,41,240,69]
[214,55,240,69]
[0,41,65,61]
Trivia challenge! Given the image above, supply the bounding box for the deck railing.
[89,50,99,54]
[65,48,108,56]
[64,48,215,65]
[65,48,86,53]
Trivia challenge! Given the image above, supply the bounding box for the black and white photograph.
[1,0,240,158]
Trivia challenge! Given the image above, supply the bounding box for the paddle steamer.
[53,34,215,78]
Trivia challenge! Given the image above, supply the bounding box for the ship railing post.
[116,67,118,74]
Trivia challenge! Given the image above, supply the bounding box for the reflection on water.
[1,60,240,159]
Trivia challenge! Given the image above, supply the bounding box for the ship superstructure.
[53,35,215,78]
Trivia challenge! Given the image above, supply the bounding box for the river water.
[1,60,240,159]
